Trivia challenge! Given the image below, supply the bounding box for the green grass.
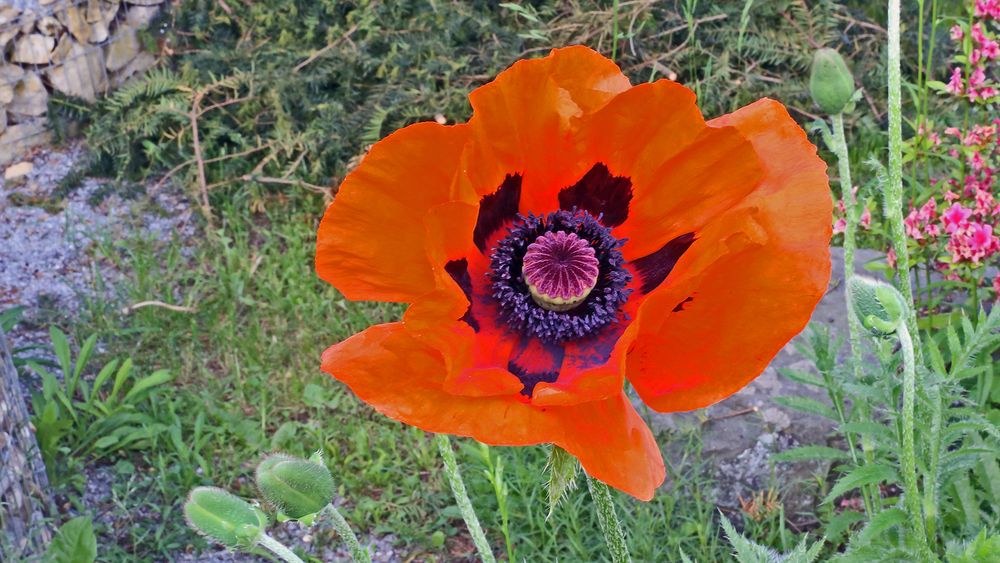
[62,197,744,561]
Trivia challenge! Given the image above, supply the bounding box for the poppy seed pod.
[848,276,907,337]
[810,48,855,115]
[183,487,265,548]
[255,453,335,520]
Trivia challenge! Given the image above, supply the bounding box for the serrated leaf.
[825,510,864,540]
[777,367,825,387]
[546,445,579,518]
[855,507,907,548]
[823,463,898,505]
[45,516,97,563]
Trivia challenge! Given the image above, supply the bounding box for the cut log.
[105,24,139,71]
[12,34,55,65]
[46,39,108,102]
[8,72,47,117]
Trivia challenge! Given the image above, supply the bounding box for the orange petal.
[576,80,765,260]
[322,322,663,499]
[315,122,471,302]
[464,46,631,214]
[626,99,832,412]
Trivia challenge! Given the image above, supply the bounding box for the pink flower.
[905,209,924,240]
[972,23,987,45]
[976,87,997,100]
[942,203,973,233]
[926,223,941,238]
[968,222,996,251]
[976,0,998,18]
[982,37,1000,60]
[919,198,938,220]
[945,126,962,137]
[951,24,965,41]
[945,189,961,203]
[970,151,985,171]
[860,207,872,229]
[971,49,983,64]
[946,67,964,95]
[887,247,897,269]
[993,275,1000,300]
[833,218,846,235]
[970,67,987,88]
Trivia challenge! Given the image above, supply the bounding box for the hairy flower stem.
[898,323,932,557]
[258,533,306,563]
[887,0,921,354]
[831,113,877,517]
[436,434,496,563]
[586,475,632,563]
[322,504,371,563]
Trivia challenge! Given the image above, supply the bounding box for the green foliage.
[720,513,825,563]
[67,0,888,216]
[44,516,97,563]
[28,327,172,482]
[545,444,580,518]
[945,529,1000,563]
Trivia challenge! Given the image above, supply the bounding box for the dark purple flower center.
[489,209,631,343]
[522,231,600,312]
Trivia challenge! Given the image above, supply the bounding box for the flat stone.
[124,5,159,28]
[8,72,47,117]
[0,66,25,105]
[111,50,154,86]
[36,15,61,35]
[58,5,91,43]
[0,121,50,167]
[4,160,33,180]
[0,7,21,27]
[105,24,138,71]
[12,34,55,65]
[46,39,107,102]
[0,30,18,53]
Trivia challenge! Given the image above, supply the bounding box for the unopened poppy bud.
[255,453,335,520]
[183,487,265,548]
[848,276,907,337]
[810,48,855,115]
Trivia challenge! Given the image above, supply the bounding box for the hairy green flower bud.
[810,48,855,115]
[255,453,335,520]
[848,276,907,337]
[183,487,265,548]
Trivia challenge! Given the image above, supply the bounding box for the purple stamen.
[522,231,599,311]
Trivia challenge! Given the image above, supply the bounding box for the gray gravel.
[0,142,195,349]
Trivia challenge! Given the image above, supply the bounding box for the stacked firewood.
[0,0,162,164]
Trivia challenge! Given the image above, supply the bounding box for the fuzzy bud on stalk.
[848,276,907,337]
[255,453,335,522]
[810,48,856,115]
[183,487,266,548]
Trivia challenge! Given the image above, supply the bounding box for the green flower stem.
[886,0,921,354]
[898,323,932,557]
[831,112,877,517]
[258,533,306,563]
[436,434,496,563]
[586,475,631,563]
[321,504,371,563]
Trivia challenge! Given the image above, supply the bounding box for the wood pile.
[0,0,162,164]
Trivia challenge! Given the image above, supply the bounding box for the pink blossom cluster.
[905,120,1000,297]
[946,8,999,102]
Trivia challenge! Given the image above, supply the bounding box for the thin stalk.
[436,434,496,563]
[258,534,306,563]
[611,0,620,61]
[831,112,878,516]
[887,0,922,355]
[898,324,932,557]
[321,504,371,563]
[586,475,631,563]
[924,384,942,549]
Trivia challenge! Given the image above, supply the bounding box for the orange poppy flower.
[316,46,831,501]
